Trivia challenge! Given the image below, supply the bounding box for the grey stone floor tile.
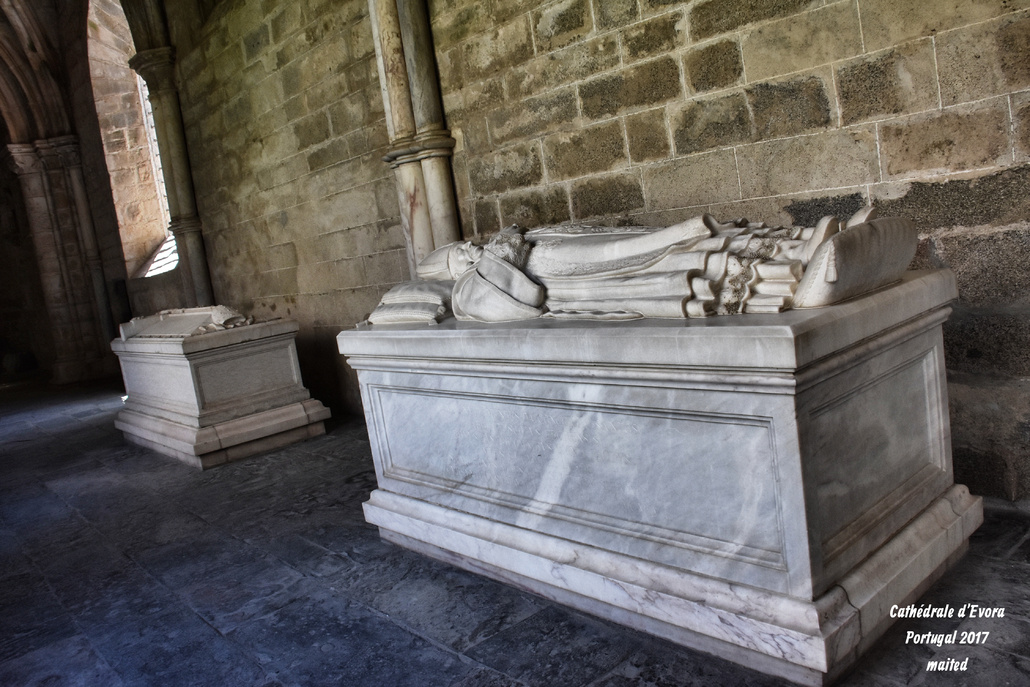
[0,572,78,663]
[586,642,790,687]
[966,614,1030,660]
[834,670,907,687]
[466,606,640,687]
[448,666,529,686]
[228,586,471,687]
[0,634,123,687]
[0,528,34,580]
[853,620,944,684]
[86,604,272,686]
[253,532,353,578]
[332,550,547,652]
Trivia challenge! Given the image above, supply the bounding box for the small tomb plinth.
[112,306,330,469]
[337,271,981,686]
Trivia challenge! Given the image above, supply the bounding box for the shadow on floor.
[1,381,1028,686]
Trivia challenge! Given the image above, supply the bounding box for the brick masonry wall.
[176,0,403,410]
[430,0,1030,498]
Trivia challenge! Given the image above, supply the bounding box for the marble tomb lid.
[117,305,252,340]
[112,306,299,354]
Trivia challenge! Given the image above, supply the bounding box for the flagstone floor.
[2,380,1029,686]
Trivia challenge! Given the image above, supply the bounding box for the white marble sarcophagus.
[336,214,981,685]
[112,307,330,469]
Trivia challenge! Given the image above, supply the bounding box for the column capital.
[129,46,177,92]
[5,143,41,176]
[169,215,203,236]
[382,129,455,167]
[35,136,82,170]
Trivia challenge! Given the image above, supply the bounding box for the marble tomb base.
[336,270,981,685]
[112,309,330,469]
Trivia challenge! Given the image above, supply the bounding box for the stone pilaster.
[7,141,106,382]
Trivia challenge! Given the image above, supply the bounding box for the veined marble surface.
[337,270,980,684]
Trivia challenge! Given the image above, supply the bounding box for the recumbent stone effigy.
[337,207,981,685]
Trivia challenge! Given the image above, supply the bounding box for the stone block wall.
[175,0,404,409]
[430,0,1030,498]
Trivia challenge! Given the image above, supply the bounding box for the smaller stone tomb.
[337,270,981,686]
[112,306,329,468]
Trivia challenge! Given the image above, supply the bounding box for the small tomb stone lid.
[118,305,253,340]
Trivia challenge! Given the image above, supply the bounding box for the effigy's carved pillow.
[792,217,918,309]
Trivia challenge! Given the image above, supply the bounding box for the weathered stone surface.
[243,24,270,62]
[689,0,813,41]
[622,12,684,62]
[452,79,506,122]
[626,109,669,163]
[1000,14,1030,88]
[430,3,492,51]
[873,164,1030,230]
[746,73,832,140]
[533,0,592,53]
[464,117,495,156]
[836,40,938,125]
[571,172,645,219]
[543,121,626,181]
[579,58,682,120]
[684,40,743,94]
[923,225,1030,306]
[640,149,739,211]
[595,0,638,29]
[737,127,879,197]
[1016,92,1030,162]
[878,103,1010,177]
[671,92,752,156]
[306,140,349,172]
[860,0,1030,52]
[489,0,541,24]
[741,2,863,82]
[294,112,330,149]
[437,46,464,93]
[468,143,544,196]
[462,16,534,82]
[506,36,620,100]
[474,199,501,235]
[944,305,1030,378]
[783,192,867,227]
[499,186,571,227]
[487,89,578,146]
[936,14,1030,106]
[949,372,1030,500]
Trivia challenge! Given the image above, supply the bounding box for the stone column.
[396,0,460,250]
[370,0,434,269]
[129,46,213,307]
[6,143,103,382]
[370,0,460,270]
